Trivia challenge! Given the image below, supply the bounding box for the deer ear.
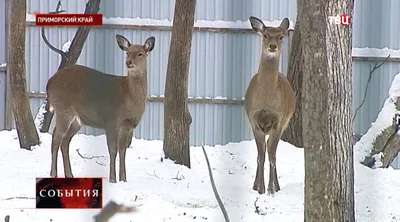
[116,34,131,51]
[249,16,265,35]
[143,36,155,54]
[279,18,290,34]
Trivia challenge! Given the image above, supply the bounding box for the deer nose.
[126,60,134,68]
[269,44,277,51]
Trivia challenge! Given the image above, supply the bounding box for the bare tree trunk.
[7,0,40,150]
[301,0,355,221]
[38,0,101,133]
[281,20,303,148]
[163,0,196,168]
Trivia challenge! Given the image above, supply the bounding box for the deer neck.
[126,70,148,100]
[258,54,280,86]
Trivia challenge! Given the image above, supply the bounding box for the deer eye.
[138,52,144,57]
[279,36,284,40]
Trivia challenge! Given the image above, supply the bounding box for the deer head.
[249,16,289,58]
[116,34,155,75]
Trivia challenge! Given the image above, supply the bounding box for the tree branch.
[352,54,391,122]
[61,0,100,68]
[40,28,66,59]
[40,1,67,60]
[201,145,230,222]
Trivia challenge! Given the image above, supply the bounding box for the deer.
[46,34,155,183]
[244,16,296,195]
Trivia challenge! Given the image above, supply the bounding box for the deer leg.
[50,126,62,178]
[252,129,266,194]
[266,129,282,195]
[50,114,73,178]
[118,128,131,182]
[105,127,118,183]
[125,128,133,149]
[60,119,81,178]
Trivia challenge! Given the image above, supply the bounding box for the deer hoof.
[267,186,278,196]
[109,178,117,183]
[258,186,266,195]
[267,189,275,196]
[119,178,127,182]
[253,182,260,192]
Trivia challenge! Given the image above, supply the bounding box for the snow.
[352,47,400,58]
[26,13,35,22]
[0,63,6,68]
[0,130,399,221]
[354,72,400,166]
[34,101,47,131]
[62,41,72,53]
[150,95,242,101]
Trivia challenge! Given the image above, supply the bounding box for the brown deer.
[245,17,296,195]
[46,34,155,183]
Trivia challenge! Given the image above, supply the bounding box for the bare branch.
[40,28,66,59]
[40,1,67,60]
[352,54,391,122]
[201,145,230,222]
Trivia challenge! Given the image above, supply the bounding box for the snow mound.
[354,72,400,164]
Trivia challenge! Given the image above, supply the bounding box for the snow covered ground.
[0,130,399,222]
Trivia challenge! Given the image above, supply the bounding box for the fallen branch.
[361,112,400,168]
[145,170,160,179]
[76,149,107,160]
[357,72,400,168]
[254,197,261,214]
[171,170,185,180]
[1,196,35,201]
[93,200,137,222]
[201,145,230,222]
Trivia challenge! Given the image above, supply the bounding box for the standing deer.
[46,34,155,183]
[245,16,295,195]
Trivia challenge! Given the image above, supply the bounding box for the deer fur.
[245,17,296,195]
[46,34,155,183]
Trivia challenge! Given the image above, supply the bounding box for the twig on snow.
[201,145,230,222]
[146,170,160,179]
[76,149,107,160]
[254,197,261,214]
